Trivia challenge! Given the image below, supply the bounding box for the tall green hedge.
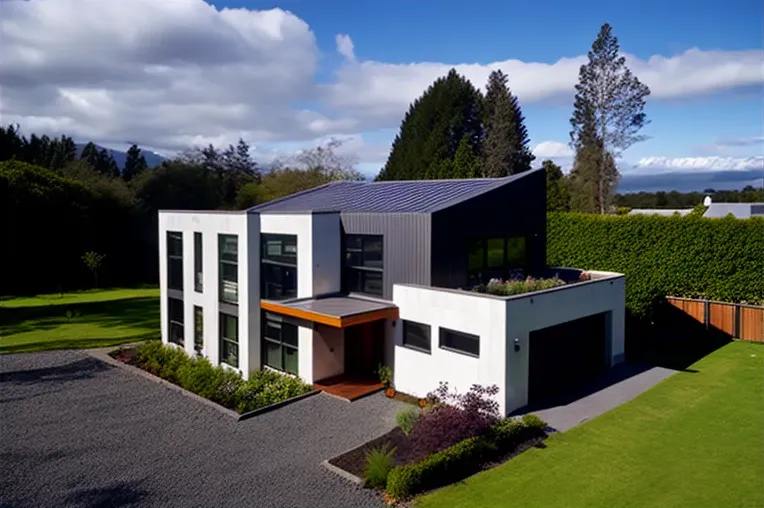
[547,213,764,317]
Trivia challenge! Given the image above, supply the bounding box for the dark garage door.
[528,312,608,405]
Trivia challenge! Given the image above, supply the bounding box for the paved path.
[513,363,677,432]
[0,350,404,508]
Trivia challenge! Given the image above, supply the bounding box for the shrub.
[386,436,493,500]
[396,407,420,435]
[547,213,764,317]
[235,370,312,413]
[363,443,396,489]
[475,276,566,296]
[410,383,499,456]
[377,364,393,387]
[521,413,547,432]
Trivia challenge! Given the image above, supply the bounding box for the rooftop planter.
[472,271,592,297]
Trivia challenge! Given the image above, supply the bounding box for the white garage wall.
[504,273,625,412]
[392,284,508,414]
[159,211,260,378]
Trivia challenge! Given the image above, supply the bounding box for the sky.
[1,0,763,192]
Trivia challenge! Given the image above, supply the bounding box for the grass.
[0,288,159,354]
[417,341,764,508]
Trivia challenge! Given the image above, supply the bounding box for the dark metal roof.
[272,295,396,318]
[248,169,540,214]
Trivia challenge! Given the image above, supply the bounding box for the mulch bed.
[328,425,548,481]
[110,347,138,365]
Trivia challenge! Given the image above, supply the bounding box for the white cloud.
[634,156,764,173]
[335,34,356,62]
[1,0,762,173]
[533,141,574,158]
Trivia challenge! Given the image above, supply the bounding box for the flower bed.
[327,382,548,502]
[111,341,313,414]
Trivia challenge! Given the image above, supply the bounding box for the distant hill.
[75,143,166,170]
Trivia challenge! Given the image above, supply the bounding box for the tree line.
[0,126,361,296]
[378,23,652,215]
[614,187,764,209]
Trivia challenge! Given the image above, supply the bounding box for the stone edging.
[320,459,364,485]
[87,348,320,422]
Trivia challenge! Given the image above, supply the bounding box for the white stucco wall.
[392,285,509,414]
[158,211,260,377]
[312,324,345,382]
[504,273,625,412]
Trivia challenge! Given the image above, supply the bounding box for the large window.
[168,297,184,346]
[468,236,527,284]
[167,231,183,291]
[219,313,238,367]
[194,306,203,354]
[262,313,299,375]
[261,234,297,300]
[344,234,383,297]
[219,234,238,304]
[194,232,203,293]
[402,320,431,353]
[439,327,480,357]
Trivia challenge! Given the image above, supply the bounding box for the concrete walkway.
[513,363,677,432]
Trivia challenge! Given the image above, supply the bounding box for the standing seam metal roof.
[247,169,539,214]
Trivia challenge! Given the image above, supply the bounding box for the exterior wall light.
[514,338,521,352]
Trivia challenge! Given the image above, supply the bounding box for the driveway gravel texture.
[0,350,404,508]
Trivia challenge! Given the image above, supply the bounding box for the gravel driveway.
[0,350,404,508]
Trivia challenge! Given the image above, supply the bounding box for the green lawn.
[418,341,764,508]
[0,288,159,353]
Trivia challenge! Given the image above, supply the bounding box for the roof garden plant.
[474,276,567,296]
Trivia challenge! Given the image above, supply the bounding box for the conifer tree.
[483,70,534,177]
[123,144,148,181]
[377,69,483,181]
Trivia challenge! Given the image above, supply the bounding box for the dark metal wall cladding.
[340,213,432,300]
[430,169,547,289]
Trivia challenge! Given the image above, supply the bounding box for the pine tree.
[570,23,650,214]
[95,148,119,177]
[377,69,484,181]
[123,144,148,181]
[542,159,571,212]
[452,134,480,178]
[80,142,100,168]
[483,70,534,177]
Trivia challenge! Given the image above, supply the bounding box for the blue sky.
[2,0,762,191]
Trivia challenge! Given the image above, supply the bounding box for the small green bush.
[476,276,567,296]
[396,407,420,435]
[235,370,312,413]
[386,413,549,499]
[377,364,393,387]
[363,443,396,489]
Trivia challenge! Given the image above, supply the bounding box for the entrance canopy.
[260,295,398,328]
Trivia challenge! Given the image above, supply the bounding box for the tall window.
[344,234,383,297]
[468,236,526,285]
[167,232,183,291]
[261,234,297,300]
[194,232,203,292]
[219,234,238,304]
[262,313,299,375]
[168,297,184,346]
[219,313,238,367]
[439,327,480,357]
[194,306,203,354]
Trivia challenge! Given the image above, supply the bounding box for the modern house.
[159,168,625,415]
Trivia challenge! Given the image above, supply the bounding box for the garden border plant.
[110,341,316,419]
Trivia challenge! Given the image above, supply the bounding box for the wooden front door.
[344,320,385,378]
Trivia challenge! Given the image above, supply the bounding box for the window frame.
[439,327,480,358]
[219,312,239,368]
[344,234,384,297]
[218,234,238,305]
[167,297,184,346]
[261,234,298,301]
[261,313,299,375]
[402,320,431,354]
[167,231,183,291]
[194,232,203,293]
[193,305,203,354]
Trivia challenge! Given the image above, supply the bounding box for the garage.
[528,312,608,405]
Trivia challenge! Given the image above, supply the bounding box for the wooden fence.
[666,297,764,343]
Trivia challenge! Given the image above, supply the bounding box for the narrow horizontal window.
[439,327,479,357]
[402,320,431,353]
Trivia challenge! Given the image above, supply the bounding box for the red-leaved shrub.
[409,382,500,457]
